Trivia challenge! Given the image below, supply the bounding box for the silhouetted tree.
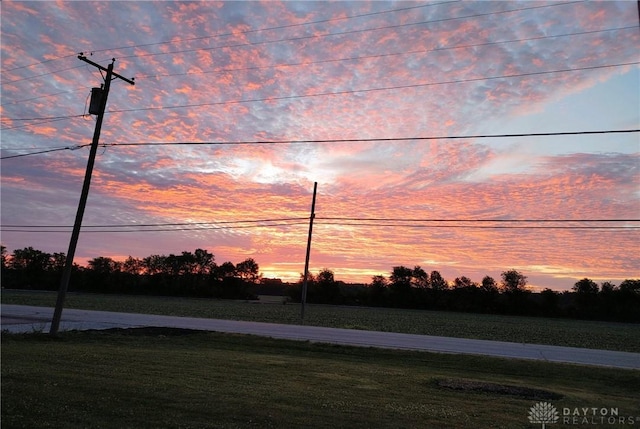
[122,256,143,275]
[236,258,261,283]
[369,275,388,306]
[411,266,429,288]
[214,261,236,281]
[480,276,498,293]
[193,248,215,275]
[573,278,599,294]
[453,276,476,289]
[1,245,7,270]
[142,254,166,275]
[313,268,341,304]
[619,279,640,294]
[88,256,121,274]
[500,269,527,292]
[539,288,560,317]
[600,281,616,294]
[429,271,448,291]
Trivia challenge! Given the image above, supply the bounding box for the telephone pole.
[50,55,134,335]
[300,182,317,323]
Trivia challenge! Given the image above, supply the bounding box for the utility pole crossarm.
[78,54,135,85]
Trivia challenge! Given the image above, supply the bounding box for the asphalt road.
[2,304,639,370]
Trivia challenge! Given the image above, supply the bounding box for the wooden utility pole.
[300,182,317,323]
[50,55,134,335]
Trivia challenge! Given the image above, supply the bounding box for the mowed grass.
[2,328,639,429]
[2,290,640,352]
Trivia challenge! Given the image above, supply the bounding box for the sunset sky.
[1,1,638,291]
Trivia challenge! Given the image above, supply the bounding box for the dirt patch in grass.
[433,377,563,400]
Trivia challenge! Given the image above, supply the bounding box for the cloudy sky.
[1,1,638,291]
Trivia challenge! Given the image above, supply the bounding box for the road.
[2,304,639,370]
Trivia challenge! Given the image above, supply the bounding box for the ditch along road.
[2,304,639,370]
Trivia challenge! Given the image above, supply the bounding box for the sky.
[1,1,639,291]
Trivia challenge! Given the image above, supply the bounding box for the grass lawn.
[2,290,639,352]
[2,328,639,429]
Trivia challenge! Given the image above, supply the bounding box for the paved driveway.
[2,304,639,370]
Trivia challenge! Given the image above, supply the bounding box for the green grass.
[2,289,640,352]
[2,329,639,429]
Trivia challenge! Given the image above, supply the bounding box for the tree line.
[286,266,640,322]
[1,245,260,299]
[1,245,638,322]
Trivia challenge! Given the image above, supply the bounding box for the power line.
[1,114,88,122]
[0,144,90,160]
[120,1,583,63]
[0,2,453,82]
[1,221,310,234]
[0,116,88,132]
[2,129,638,160]
[91,1,456,56]
[1,217,308,229]
[2,0,580,84]
[5,24,630,109]
[0,53,78,74]
[317,217,639,223]
[1,87,89,107]
[317,223,639,230]
[2,64,88,85]
[103,129,640,147]
[140,25,636,80]
[4,222,636,234]
[108,61,640,114]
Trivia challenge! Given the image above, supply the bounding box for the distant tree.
[600,281,616,294]
[411,266,429,288]
[122,256,143,275]
[480,276,499,293]
[8,247,57,290]
[453,276,476,289]
[539,288,560,316]
[88,256,121,274]
[390,266,413,289]
[50,252,67,272]
[619,279,640,294]
[573,278,599,295]
[501,269,527,292]
[370,275,388,290]
[1,245,7,270]
[163,252,197,275]
[429,271,448,291]
[193,248,215,275]
[314,268,341,304]
[235,258,261,283]
[215,261,236,280]
[10,247,52,272]
[142,254,166,275]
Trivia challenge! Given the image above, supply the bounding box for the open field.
[2,328,639,429]
[2,289,639,353]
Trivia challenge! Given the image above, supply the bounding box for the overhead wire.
[2,129,638,161]
[118,1,585,62]
[1,1,582,84]
[4,24,632,110]
[105,61,639,115]
[139,25,637,80]
[3,217,637,233]
[1,217,311,233]
[89,1,457,55]
[0,1,453,81]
